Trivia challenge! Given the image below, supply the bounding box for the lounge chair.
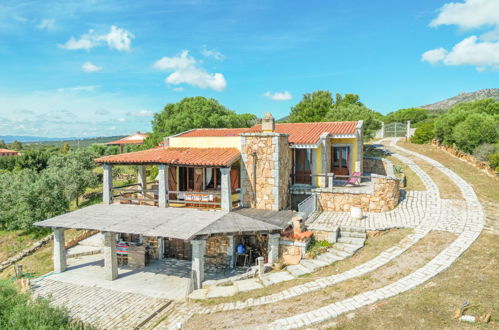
[347,172,361,185]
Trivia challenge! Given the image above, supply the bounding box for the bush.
[452,113,498,153]
[473,143,499,161]
[488,152,499,172]
[0,280,86,329]
[411,120,435,144]
[385,108,428,125]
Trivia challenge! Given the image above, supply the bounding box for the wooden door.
[332,146,351,176]
[294,149,312,184]
[168,166,177,200]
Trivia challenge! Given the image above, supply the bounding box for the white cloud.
[422,36,499,69]
[421,48,448,65]
[59,25,134,51]
[423,0,499,71]
[81,61,102,72]
[263,91,293,101]
[153,50,227,91]
[57,85,98,93]
[430,0,499,30]
[127,109,154,117]
[172,87,184,92]
[201,46,225,60]
[117,117,126,122]
[37,18,55,31]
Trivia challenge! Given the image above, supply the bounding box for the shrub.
[488,152,499,172]
[411,120,435,144]
[473,143,499,161]
[0,280,86,329]
[452,113,498,153]
[385,108,428,125]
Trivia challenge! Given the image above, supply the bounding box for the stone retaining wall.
[363,156,395,177]
[0,234,53,272]
[317,175,400,212]
[431,140,498,177]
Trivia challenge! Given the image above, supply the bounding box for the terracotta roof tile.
[0,148,20,155]
[248,121,358,144]
[95,147,240,167]
[175,121,359,144]
[106,132,148,145]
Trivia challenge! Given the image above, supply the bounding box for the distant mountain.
[419,88,499,110]
[0,135,126,145]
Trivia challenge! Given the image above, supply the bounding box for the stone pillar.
[103,231,118,281]
[267,233,280,265]
[103,164,113,204]
[327,173,335,188]
[157,237,164,260]
[227,235,235,268]
[257,256,265,278]
[191,239,206,290]
[406,120,411,139]
[137,165,147,195]
[53,228,66,273]
[158,164,169,208]
[319,133,330,188]
[356,120,364,174]
[381,122,385,138]
[220,167,232,211]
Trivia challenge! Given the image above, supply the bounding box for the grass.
[386,156,425,191]
[185,231,456,329]
[321,232,498,329]
[397,141,499,203]
[193,229,412,305]
[0,230,49,262]
[0,229,83,280]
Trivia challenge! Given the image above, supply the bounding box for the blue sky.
[0,0,498,138]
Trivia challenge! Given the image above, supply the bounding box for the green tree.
[61,142,71,154]
[145,97,257,147]
[10,140,23,151]
[0,169,68,231]
[325,104,383,140]
[289,90,334,122]
[46,150,99,207]
[385,108,428,125]
[435,98,499,147]
[411,119,435,144]
[15,150,51,172]
[0,140,6,149]
[452,113,498,153]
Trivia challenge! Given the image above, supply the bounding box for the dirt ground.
[185,231,456,329]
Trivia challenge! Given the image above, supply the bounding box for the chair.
[347,172,361,185]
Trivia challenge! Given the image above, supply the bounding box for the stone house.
[35,114,400,290]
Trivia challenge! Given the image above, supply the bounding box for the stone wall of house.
[431,140,498,177]
[205,235,230,265]
[241,133,292,210]
[317,175,400,212]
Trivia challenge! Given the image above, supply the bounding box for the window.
[331,146,351,176]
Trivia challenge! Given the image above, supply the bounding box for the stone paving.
[268,138,484,329]
[32,278,172,330]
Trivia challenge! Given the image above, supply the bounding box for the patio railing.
[297,194,317,219]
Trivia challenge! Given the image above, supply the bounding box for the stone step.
[316,252,342,264]
[299,259,321,273]
[338,231,367,239]
[339,226,366,233]
[337,236,366,245]
[261,271,295,287]
[286,263,311,277]
[327,248,352,259]
[334,242,363,254]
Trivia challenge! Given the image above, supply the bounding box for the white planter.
[350,205,363,220]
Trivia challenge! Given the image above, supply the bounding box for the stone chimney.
[262,112,275,133]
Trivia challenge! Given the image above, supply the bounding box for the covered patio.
[35,204,293,293]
